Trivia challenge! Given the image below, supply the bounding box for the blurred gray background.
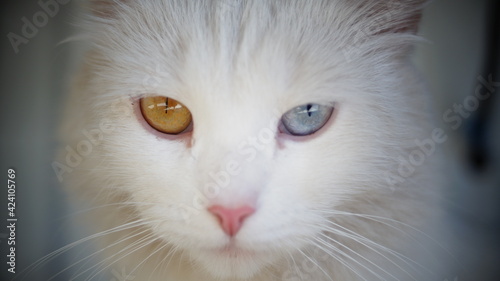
[1,0,499,280]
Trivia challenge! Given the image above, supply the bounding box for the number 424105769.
[7,169,16,217]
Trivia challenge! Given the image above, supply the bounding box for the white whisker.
[80,233,160,281]
[127,240,169,279]
[51,227,151,281]
[313,236,387,280]
[14,219,153,280]
[322,221,425,276]
[318,233,403,280]
[296,247,334,281]
[322,209,455,261]
[305,238,367,281]
[148,244,180,281]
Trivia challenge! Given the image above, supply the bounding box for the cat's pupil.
[307,104,313,117]
[165,98,170,113]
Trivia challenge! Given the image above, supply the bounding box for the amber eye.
[140,96,192,134]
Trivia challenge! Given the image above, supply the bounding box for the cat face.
[68,0,429,279]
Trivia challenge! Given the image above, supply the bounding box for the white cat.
[58,0,453,280]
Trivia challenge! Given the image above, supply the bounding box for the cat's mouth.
[195,244,273,280]
[217,244,256,258]
[203,241,258,259]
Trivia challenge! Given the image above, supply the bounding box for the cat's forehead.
[89,1,360,105]
[91,0,417,109]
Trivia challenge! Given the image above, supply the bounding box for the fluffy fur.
[60,0,452,280]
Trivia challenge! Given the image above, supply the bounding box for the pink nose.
[208,205,255,236]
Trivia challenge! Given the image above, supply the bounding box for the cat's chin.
[193,245,276,280]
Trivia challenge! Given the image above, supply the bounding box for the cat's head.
[65,0,430,279]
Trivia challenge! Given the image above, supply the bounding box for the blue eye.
[281,103,334,136]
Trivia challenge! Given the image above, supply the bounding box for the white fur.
[60,0,452,280]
